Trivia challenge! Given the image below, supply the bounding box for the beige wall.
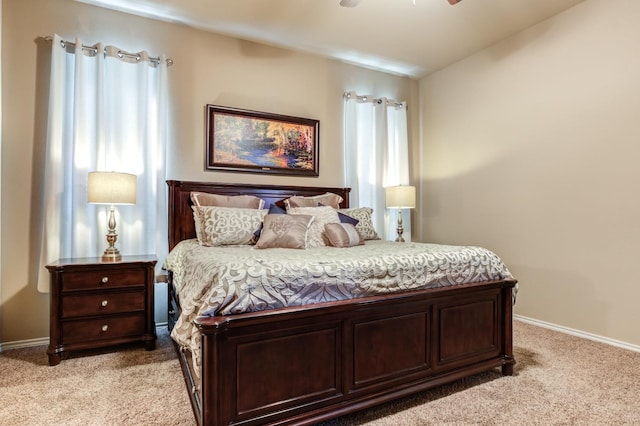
[5,0,636,350]
[0,0,417,343]
[419,0,640,346]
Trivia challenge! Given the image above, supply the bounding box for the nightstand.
[46,255,157,366]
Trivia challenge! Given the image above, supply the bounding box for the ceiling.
[76,0,586,78]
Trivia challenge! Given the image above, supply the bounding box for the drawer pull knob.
[101,300,108,307]
[101,325,109,332]
[101,277,109,284]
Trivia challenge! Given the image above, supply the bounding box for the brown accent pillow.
[190,191,265,209]
[255,214,314,249]
[325,223,364,248]
[284,192,343,210]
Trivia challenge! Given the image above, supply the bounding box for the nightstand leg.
[144,331,157,351]
[48,351,62,366]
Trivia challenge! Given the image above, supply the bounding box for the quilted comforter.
[164,239,514,374]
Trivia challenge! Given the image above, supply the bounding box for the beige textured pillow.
[284,192,343,210]
[287,206,340,248]
[338,207,379,240]
[255,214,314,249]
[193,206,267,246]
[325,223,364,248]
[190,191,265,209]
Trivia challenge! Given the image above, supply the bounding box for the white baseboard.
[2,317,636,353]
[515,314,640,353]
[0,336,49,352]
[0,324,170,353]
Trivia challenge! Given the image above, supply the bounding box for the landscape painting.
[206,105,319,176]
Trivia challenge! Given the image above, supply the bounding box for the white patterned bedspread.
[164,239,514,366]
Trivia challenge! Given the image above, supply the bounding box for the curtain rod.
[343,91,406,109]
[45,36,173,67]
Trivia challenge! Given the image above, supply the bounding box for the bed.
[165,180,517,426]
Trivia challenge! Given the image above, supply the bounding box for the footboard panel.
[435,291,502,369]
[351,307,430,390]
[192,279,516,426]
[232,321,343,419]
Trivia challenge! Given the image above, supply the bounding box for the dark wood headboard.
[167,180,351,251]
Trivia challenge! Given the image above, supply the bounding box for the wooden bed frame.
[166,180,517,426]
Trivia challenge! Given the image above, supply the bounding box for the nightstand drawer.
[61,313,145,344]
[61,269,146,292]
[61,291,145,318]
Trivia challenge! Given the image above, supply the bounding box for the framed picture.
[206,104,319,176]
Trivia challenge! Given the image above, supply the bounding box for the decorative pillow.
[190,191,265,209]
[253,204,287,239]
[266,204,286,215]
[192,206,203,242]
[255,214,314,249]
[193,206,267,246]
[338,211,359,226]
[284,192,343,210]
[287,206,341,248]
[338,207,379,240]
[325,223,364,248]
[318,202,359,226]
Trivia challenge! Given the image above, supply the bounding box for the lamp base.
[395,208,406,243]
[101,205,122,262]
[101,247,122,263]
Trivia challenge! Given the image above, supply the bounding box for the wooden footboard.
[175,278,516,426]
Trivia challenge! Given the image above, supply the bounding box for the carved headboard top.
[166,180,351,251]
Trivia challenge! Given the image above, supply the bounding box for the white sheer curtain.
[343,91,410,241]
[37,34,169,292]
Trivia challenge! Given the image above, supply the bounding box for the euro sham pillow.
[284,192,343,210]
[190,191,265,209]
[324,223,364,248]
[192,206,267,246]
[338,207,379,240]
[255,213,314,249]
[287,205,341,247]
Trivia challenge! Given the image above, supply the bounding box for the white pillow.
[287,205,341,247]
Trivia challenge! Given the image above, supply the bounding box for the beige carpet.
[1,321,639,425]
[0,329,193,426]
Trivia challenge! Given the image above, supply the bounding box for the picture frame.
[206,104,319,176]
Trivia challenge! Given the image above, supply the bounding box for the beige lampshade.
[88,171,137,205]
[385,185,416,209]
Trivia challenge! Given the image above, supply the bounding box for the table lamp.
[385,185,416,242]
[88,171,137,262]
